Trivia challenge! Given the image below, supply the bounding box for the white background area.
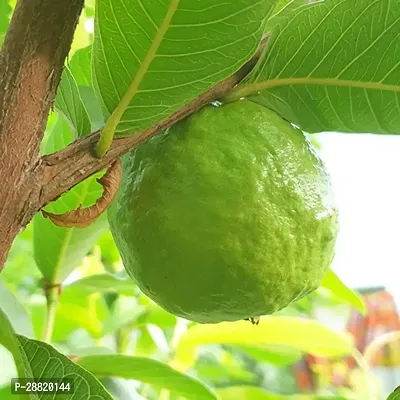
[316,133,400,305]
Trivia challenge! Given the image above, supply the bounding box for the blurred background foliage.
[1,1,400,400]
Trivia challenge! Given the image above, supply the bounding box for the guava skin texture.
[108,100,339,324]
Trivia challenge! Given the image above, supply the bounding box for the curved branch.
[42,159,121,228]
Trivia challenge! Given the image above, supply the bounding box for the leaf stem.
[116,327,130,354]
[95,123,116,158]
[94,0,179,158]
[42,282,61,343]
[223,76,400,104]
[222,83,260,103]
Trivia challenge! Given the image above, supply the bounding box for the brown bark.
[0,0,84,268]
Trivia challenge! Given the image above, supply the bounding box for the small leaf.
[55,66,91,137]
[42,159,121,228]
[0,280,34,338]
[16,335,113,399]
[240,0,400,134]
[172,317,353,370]
[93,0,278,135]
[66,273,135,296]
[78,354,217,400]
[320,268,366,314]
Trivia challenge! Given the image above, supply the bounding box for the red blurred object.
[294,287,400,392]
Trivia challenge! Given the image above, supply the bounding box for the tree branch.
[0,0,84,269]
[36,36,268,210]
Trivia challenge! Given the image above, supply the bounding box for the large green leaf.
[93,0,278,135]
[0,281,34,338]
[320,268,366,314]
[55,66,91,137]
[237,0,400,134]
[78,354,217,400]
[65,273,135,296]
[15,335,113,399]
[265,0,306,31]
[34,117,107,283]
[172,317,353,370]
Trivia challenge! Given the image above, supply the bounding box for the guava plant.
[0,0,398,399]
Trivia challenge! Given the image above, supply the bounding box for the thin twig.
[42,282,62,343]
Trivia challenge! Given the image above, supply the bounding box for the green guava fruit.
[108,100,339,324]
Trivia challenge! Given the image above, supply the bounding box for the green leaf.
[266,0,306,32]
[233,344,302,366]
[79,86,105,131]
[40,113,73,155]
[0,385,13,400]
[387,386,400,400]
[66,273,135,296]
[97,230,121,264]
[29,286,109,341]
[55,66,91,137]
[0,0,12,45]
[172,317,353,370]
[34,117,107,283]
[0,280,34,338]
[1,223,41,293]
[16,335,113,399]
[102,296,145,335]
[240,0,400,134]
[78,354,217,400]
[216,386,347,400]
[68,45,105,131]
[69,45,92,87]
[0,308,28,379]
[101,377,146,400]
[93,0,278,135]
[321,268,366,314]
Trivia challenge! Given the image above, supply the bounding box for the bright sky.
[316,133,400,303]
